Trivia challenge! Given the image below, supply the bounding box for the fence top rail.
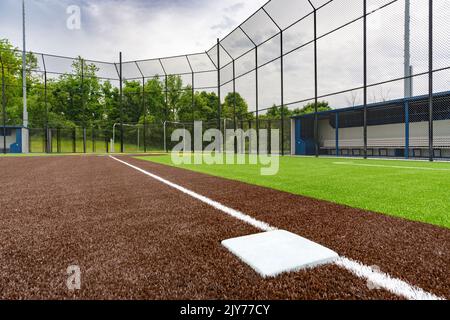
[292,91,450,119]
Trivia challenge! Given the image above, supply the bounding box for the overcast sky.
[0,0,267,61]
[0,0,448,111]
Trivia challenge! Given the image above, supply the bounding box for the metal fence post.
[255,45,259,155]
[216,38,222,152]
[280,30,285,156]
[363,0,368,159]
[57,127,61,153]
[405,100,410,159]
[313,8,319,157]
[80,58,86,154]
[1,54,6,154]
[428,0,434,162]
[336,111,339,156]
[119,52,124,153]
[44,70,49,153]
[185,55,195,152]
[143,77,147,153]
[268,120,272,155]
[72,127,76,153]
[405,0,411,159]
[105,130,109,153]
[92,128,95,153]
[233,59,237,154]
[42,54,50,154]
[262,7,284,155]
[83,127,87,154]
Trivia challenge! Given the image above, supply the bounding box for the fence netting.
[0,0,448,159]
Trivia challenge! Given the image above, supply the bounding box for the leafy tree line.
[1,39,330,134]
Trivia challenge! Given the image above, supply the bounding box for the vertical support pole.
[142,77,147,153]
[57,128,61,153]
[405,0,411,159]
[233,59,237,154]
[255,46,259,155]
[336,111,339,156]
[363,0,368,159]
[83,128,87,154]
[191,72,195,123]
[119,52,124,153]
[280,30,285,156]
[216,38,222,152]
[191,71,195,152]
[22,0,29,154]
[81,58,86,154]
[405,100,409,159]
[165,75,168,122]
[428,0,434,161]
[1,55,6,154]
[106,130,109,153]
[73,128,76,153]
[44,70,49,153]
[164,75,168,152]
[404,0,412,98]
[313,9,319,157]
[268,120,272,155]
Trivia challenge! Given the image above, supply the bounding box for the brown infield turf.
[0,155,448,300]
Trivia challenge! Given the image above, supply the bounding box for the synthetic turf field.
[139,155,450,228]
[0,155,448,299]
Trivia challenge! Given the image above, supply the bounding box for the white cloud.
[0,0,267,61]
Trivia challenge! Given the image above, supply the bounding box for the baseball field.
[0,154,448,300]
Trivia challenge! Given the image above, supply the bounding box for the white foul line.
[335,257,443,300]
[109,156,275,232]
[333,161,450,171]
[109,156,444,301]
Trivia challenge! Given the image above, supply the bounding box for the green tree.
[222,92,252,120]
[49,58,103,128]
[0,39,38,126]
[291,101,331,116]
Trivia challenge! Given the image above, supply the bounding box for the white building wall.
[318,119,450,148]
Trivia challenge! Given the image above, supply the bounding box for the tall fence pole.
[404,0,411,159]
[255,45,259,155]
[428,0,434,162]
[280,30,285,156]
[80,57,86,154]
[142,77,147,153]
[185,55,195,152]
[363,0,368,159]
[313,8,319,158]
[216,38,222,152]
[42,54,49,153]
[336,111,339,156]
[44,70,49,153]
[119,52,124,153]
[262,7,284,155]
[1,54,6,154]
[233,59,237,153]
[22,0,28,153]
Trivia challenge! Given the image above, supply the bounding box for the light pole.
[22,0,29,153]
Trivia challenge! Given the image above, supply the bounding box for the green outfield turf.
[137,155,450,229]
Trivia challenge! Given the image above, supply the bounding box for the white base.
[222,230,339,278]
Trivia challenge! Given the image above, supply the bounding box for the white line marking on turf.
[333,162,450,171]
[335,257,444,300]
[110,156,445,300]
[109,156,275,232]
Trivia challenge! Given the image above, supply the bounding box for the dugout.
[291,91,450,159]
[0,126,23,153]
